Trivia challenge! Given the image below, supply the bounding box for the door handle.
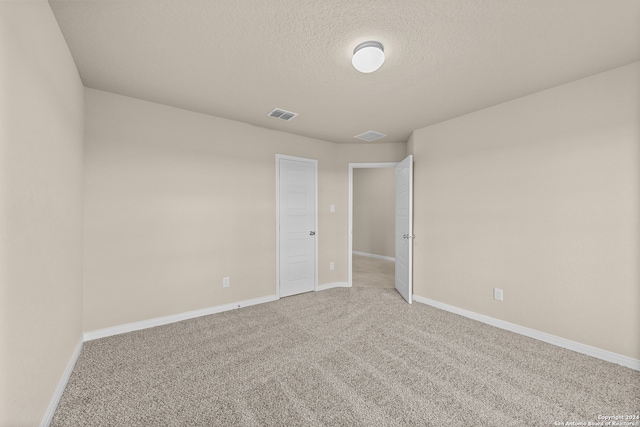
[403,234,415,239]
[309,231,316,236]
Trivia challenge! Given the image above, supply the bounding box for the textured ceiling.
[49,0,640,144]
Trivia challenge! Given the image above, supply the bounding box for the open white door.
[277,156,317,298]
[395,155,413,303]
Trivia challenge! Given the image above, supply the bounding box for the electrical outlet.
[330,262,335,271]
[223,277,230,288]
[330,204,335,213]
[493,288,503,301]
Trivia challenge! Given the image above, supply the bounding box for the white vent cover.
[354,130,386,142]
[268,108,298,121]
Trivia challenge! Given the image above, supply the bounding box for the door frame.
[348,162,398,287]
[276,154,318,299]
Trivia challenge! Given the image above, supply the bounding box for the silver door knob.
[309,231,316,236]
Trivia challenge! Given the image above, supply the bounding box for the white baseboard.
[83,294,279,341]
[40,336,83,427]
[352,251,395,262]
[413,295,640,371]
[317,282,350,291]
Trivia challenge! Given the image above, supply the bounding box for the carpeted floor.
[51,288,639,426]
[352,254,395,288]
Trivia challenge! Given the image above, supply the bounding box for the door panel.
[278,157,317,298]
[395,155,413,303]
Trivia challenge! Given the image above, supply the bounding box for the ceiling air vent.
[354,130,386,142]
[268,108,298,121]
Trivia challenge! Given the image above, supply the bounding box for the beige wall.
[353,168,395,258]
[409,62,640,359]
[0,1,84,426]
[83,88,406,332]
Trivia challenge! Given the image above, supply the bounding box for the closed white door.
[395,155,413,303]
[277,156,317,298]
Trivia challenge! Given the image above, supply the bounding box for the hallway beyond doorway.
[352,254,394,288]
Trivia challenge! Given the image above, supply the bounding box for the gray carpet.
[352,255,395,288]
[51,288,639,426]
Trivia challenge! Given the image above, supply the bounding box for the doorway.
[348,157,413,303]
[351,165,396,289]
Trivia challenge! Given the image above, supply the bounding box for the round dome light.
[352,41,385,73]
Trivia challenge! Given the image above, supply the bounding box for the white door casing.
[276,155,317,298]
[395,155,413,303]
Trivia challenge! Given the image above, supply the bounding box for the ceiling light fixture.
[352,41,385,73]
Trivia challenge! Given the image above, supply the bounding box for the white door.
[395,155,413,303]
[277,156,317,298]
